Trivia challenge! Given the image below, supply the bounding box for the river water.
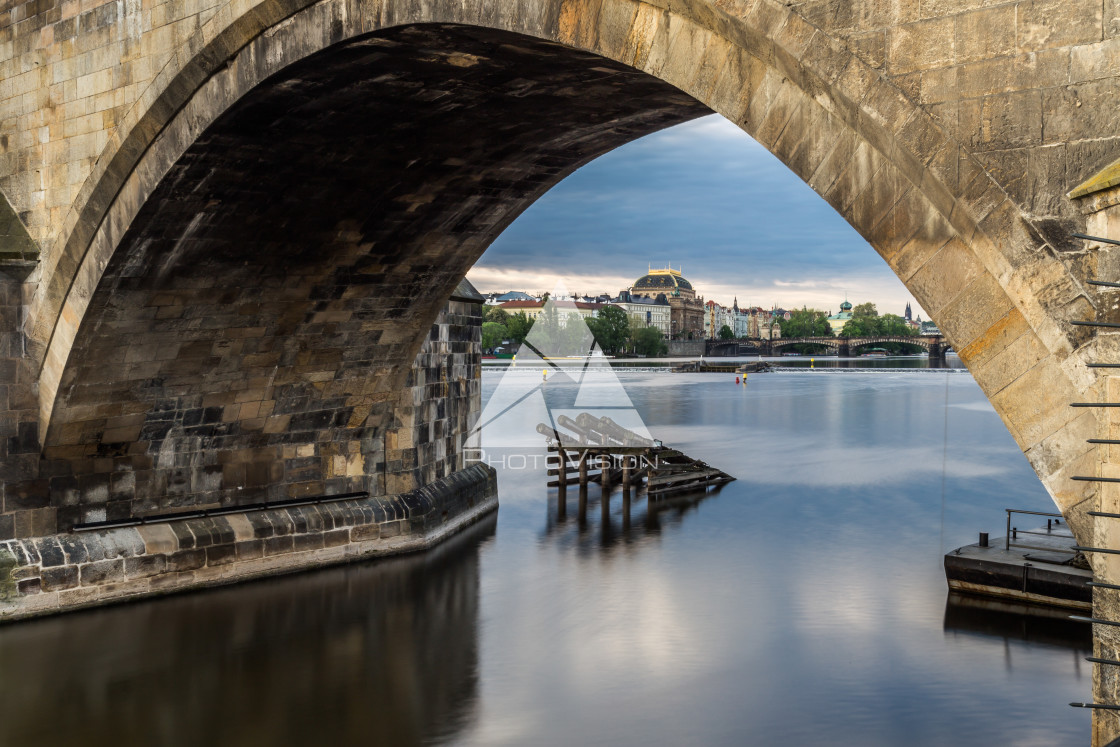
[0,361,1091,746]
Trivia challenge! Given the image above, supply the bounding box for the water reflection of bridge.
[706,335,948,358]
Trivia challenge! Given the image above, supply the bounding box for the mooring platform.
[944,517,1092,611]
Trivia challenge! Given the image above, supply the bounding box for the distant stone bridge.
[707,335,948,357]
[4,0,1120,733]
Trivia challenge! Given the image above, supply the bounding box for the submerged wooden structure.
[536,413,735,498]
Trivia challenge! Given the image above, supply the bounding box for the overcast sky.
[467,114,926,318]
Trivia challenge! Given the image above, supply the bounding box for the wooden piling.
[538,413,735,503]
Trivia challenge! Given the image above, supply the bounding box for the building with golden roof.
[630,266,704,339]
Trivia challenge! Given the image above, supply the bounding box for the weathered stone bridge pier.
[3,0,1120,739]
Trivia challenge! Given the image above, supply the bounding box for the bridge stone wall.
[383,291,484,498]
[0,0,1113,526]
[0,0,1113,542]
[1,0,1120,736]
[0,461,497,621]
[668,340,707,356]
[17,277,485,534]
[0,279,498,620]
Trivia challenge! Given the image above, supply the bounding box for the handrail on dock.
[1005,508,1069,552]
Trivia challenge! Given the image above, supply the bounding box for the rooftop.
[633,266,694,292]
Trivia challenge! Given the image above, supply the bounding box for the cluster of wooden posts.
[536,413,734,515]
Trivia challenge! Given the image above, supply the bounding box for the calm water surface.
[0,367,1090,746]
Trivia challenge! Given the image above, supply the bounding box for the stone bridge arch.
[843,335,938,352]
[1,0,1097,538]
[1,0,1119,735]
[768,336,942,353]
[769,338,840,352]
[0,1,1118,706]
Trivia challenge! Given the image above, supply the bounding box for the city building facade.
[704,299,735,338]
[611,291,672,337]
[746,307,781,340]
[630,266,704,339]
[498,299,602,320]
[826,300,853,334]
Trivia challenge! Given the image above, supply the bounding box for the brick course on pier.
[0,463,497,621]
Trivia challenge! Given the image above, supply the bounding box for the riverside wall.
[0,283,495,619]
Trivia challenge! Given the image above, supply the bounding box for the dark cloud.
[471,115,924,316]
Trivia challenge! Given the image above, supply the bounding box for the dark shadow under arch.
[42,24,710,527]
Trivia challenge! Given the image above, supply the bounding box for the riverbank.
[0,465,497,622]
[0,368,1087,746]
[482,353,966,371]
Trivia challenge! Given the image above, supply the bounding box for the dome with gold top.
[632,266,695,298]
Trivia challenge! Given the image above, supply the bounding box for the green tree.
[530,305,565,352]
[506,312,534,344]
[840,310,917,338]
[851,302,878,319]
[484,306,509,325]
[481,322,507,350]
[718,324,735,340]
[631,325,668,357]
[586,305,631,355]
[878,313,916,336]
[560,312,592,355]
[780,307,833,338]
[839,315,877,338]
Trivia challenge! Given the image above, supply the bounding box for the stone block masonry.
[5,0,1120,739]
[0,276,494,620]
[0,462,496,622]
[0,25,702,542]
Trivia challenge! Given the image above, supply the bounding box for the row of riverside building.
[483,266,786,341]
[482,265,941,341]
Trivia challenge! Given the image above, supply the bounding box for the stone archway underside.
[40,24,709,529]
[4,0,1108,553]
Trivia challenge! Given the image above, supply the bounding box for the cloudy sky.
[467,114,926,318]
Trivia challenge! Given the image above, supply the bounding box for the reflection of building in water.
[0,514,495,747]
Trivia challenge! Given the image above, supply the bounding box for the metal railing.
[1004,508,1071,553]
[1067,231,1120,713]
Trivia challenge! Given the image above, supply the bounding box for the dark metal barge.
[944,510,1091,611]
